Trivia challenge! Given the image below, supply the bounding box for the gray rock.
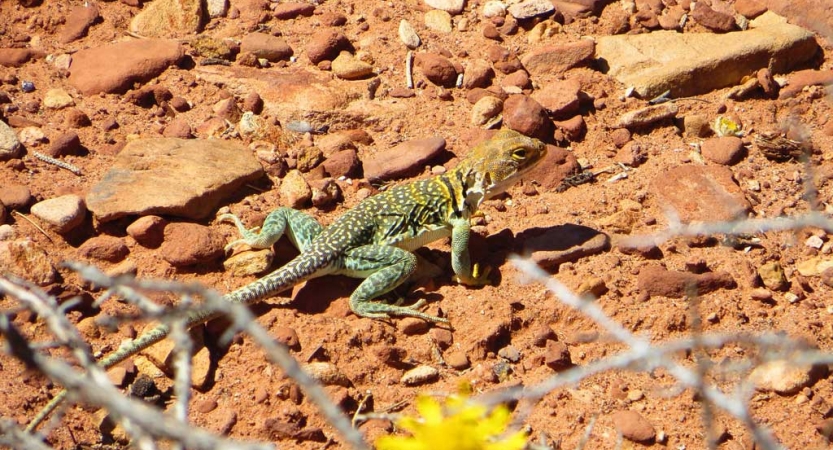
[596,11,818,98]
[205,0,228,17]
[749,360,813,394]
[0,120,21,160]
[30,195,87,233]
[363,137,446,182]
[401,365,440,385]
[424,0,465,15]
[507,0,554,19]
[398,20,421,49]
[86,138,263,222]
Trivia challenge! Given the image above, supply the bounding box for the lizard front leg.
[219,207,323,253]
[341,245,448,323]
[450,218,492,286]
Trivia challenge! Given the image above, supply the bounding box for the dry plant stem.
[406,50,414,89]
[0,419,53,450]
[12,210,53,243]
[498,257,812,450]
[16,263,370,450]
[0,277,272,450]
[171,317,194,450]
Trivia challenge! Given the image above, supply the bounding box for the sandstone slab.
[69,39,184,95]
[87,138,263,222]
[596,11,818,98]
[364,137,446,182]
[651,165,750,223]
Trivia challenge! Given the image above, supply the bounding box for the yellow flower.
[376,392,526,450]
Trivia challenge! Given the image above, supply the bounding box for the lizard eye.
[512,148,526,160]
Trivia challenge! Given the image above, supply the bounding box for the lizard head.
[459,129,547,201]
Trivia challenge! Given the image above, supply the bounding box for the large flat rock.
[87,138,263,222]
[596,11,818,98]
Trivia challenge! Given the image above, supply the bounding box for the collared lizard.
[27,128,547,430]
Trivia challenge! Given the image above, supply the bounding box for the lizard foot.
[454,263,493,287]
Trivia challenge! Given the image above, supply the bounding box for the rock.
[401,365,440,385]
[0,239,57,285]
[331,52,374,80]
[611,410,656,443]
[483,23,501,40]
[18,127,46,148]
[616,103,678,129]
[596,12,818,98]
[683,114,711,138]
[64,108,92,128]
[78,236,129,262]
[483,1,506,17]
[60,3,100,43]
[553,115,585,141]
[637,265,736,298]
[735,0,767,18]
[425,10,453,33]
[749,360,813,394]
[364,136,446,182]
[501,70,530,90]
[398,20,421,49]
[498,345,521,362]
[159,223,225,267]
[524,225,609,269]
[544,340,572,370]
[129,0,203,38]
[306,30,352,64]
[0,48,39,67]
[611,128,631,148]
[223,248,273,276]
[690,2,735,32]
[424,0,465,15]
[322,149,361,178]
[0,185,31,210]
[399,318,429,335]
[206,0,228,17]
[756,67,778,96]
[758,261,788,291]
[471,96,503,126]
[615,142,647,167]
[779,69,833,99]
[651,165,749,223]
[43,88,75,110]
[163,118,192,139]
[0,120,22,160]
[280,170,312,208]
[273,326,300,348]
[701,136,745,165]
[462,59,494,89]
[507,0,554,19]
[526,144,580,190]
[304,362,350,386]
[503,95,549,137]
[445,351,470,370]
[126,215,167,248]
[87,138,263,222]
[520,40,595,76]
[310,178,341,208]
[272,2,315,19]
[240,33,293,62]
[45,132,82,157]
[415,53,458,87]
[68,40,184,95]
[531,79,581,118]
[30,195,86,233]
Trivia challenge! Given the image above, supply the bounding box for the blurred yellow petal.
[376,435,430,450]
[485,430,528,450]
[415,396,443,424]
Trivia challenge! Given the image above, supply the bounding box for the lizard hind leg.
[219,207,324,253]
[343,245,448,323]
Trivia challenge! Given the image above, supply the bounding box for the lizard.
[26,128,547,431]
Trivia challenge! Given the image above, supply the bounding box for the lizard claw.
[454,263,493,286]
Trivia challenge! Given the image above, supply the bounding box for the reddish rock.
[651,165,750,223]
[532,79,581,118]
[611,410,656,443]
[415,53,458,87]
[0,48,40,67]
[159,222,225,267]
[501,70,531,90]
[544,340,572,370]
[611,128,631,148]
[273,326,300,348]
[240,32,293,62]
[60,3,100,43]
[637,265,736,298]
[68,40,184,95]
[553,115,585,141]
[163,118,193,138]
[306,30,352,64]
[615,142,647,167]
[462,59,494,89]
[322,149,361,178]
[701,136,744,165]
[126,215,167,248]
[64,108,92,128]
[756,67,778,96]
[779,70,833,99]
[503,95,550,138]
[364,137,446,182]
[483,23,501,40]
[0,184,32,209]
[735,0,767,18]
[78,236,130,262]
[170,96,191,112]
[690,3,735,32]
[272,2,315,19]
[45,132,82,157]
[520,40,595,76]
[242,92,263,113]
